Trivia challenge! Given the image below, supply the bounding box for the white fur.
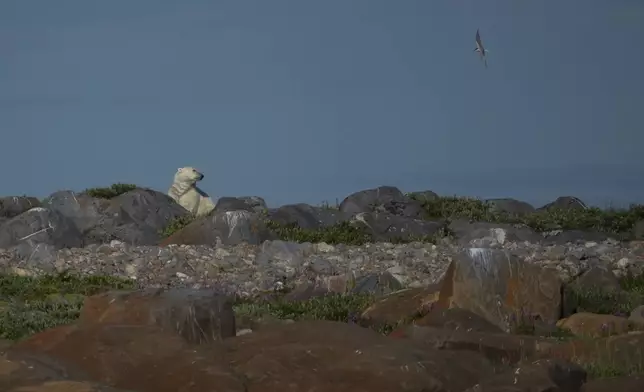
[167,167,216,217]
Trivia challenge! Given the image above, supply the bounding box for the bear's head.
[174,167,205,185]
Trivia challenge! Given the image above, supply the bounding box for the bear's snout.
[198,173,204,180]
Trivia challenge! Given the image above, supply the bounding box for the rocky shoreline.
[2,236,643,299]
[2,185,644,391]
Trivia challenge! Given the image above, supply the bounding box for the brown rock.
[541,331,644,371]
[359,284,441,329]
[557,312,633,338]
[7,323,245,392]
[9,380,133,392]
[0,354,68,391]
[463,358,587,392]
[437,248,562,332]
[389,324,551,366]
[1,354,126,392]
[414,307,505,333]
[225,320,496,392]
[159,210,272,246]
[79,288,236,344]
[582,375,644,392]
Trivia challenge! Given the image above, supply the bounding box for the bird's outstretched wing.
[474,29,489,68]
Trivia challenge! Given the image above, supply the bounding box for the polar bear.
[167,167,216,217]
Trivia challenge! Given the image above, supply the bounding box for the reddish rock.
[359,285,441,329]
[389,324,551,365]
[225,320,496,392]
[437,248,562,332]
[7,323,245,392]
[414,307,505,333]
[557,312,633,338]
[79,288,236,344]
[463,358,587,392]
[542,331,644,371]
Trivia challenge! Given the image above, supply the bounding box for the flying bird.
[474,29,489,68]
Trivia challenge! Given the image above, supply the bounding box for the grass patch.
[264,220,373,245]
[160,214,197,237]
[234,292,376,323]
[84,183,137,199]
[576,360,644,379]
[0,272,135,340]
[234,292,405,335]
[565,271,644,317]
[411,195,644,236]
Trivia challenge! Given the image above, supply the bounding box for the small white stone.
[616,257,632,268]
[236,328,253,336]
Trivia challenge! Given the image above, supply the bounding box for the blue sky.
[2,0,643,208]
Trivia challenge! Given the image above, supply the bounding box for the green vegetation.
[578,361,644,379]
[566,271,644,316]
[0,272,134,340]
[160,214,197,237]
[411,195,644,235]
[264,220,373,245]
[84,183,137,199]
[235,293,376,324]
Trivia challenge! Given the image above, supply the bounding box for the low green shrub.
[160,214,197,237]
[84,183,137,199]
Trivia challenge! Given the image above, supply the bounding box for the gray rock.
[0,196,41,219]
[267,203,353,230]
[255,240,314,268]
[538,196,587,211]
[448,220,542,245]
[351,212,444,242]
[0,207,83,250]
[215,196,267,213]
[340,186,424,218]
[163,210,274,246]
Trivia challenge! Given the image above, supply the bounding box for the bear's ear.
[177,167,183,172]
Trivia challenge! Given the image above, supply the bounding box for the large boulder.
[266,203,352,230]
[350,212,445,242]
[0,207,83,269]
[0,196,41,220]
[215,196,268,213]
[42,188,189,246]
[436,248,563,332]
[161,210,274,246]
[538,196,588,211]
[7,324,245,392]
[224,320,496,392]
[339,186,424,218]
[79,288,237,344]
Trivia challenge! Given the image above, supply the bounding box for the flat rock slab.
[359,285,441,329]
[224,319,496,392]
[389,324,548,365]
[7,323,245,392]
[79,288,237,344]
[463,359,587,392]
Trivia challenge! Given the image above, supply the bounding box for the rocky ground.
[1,184,644,391]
